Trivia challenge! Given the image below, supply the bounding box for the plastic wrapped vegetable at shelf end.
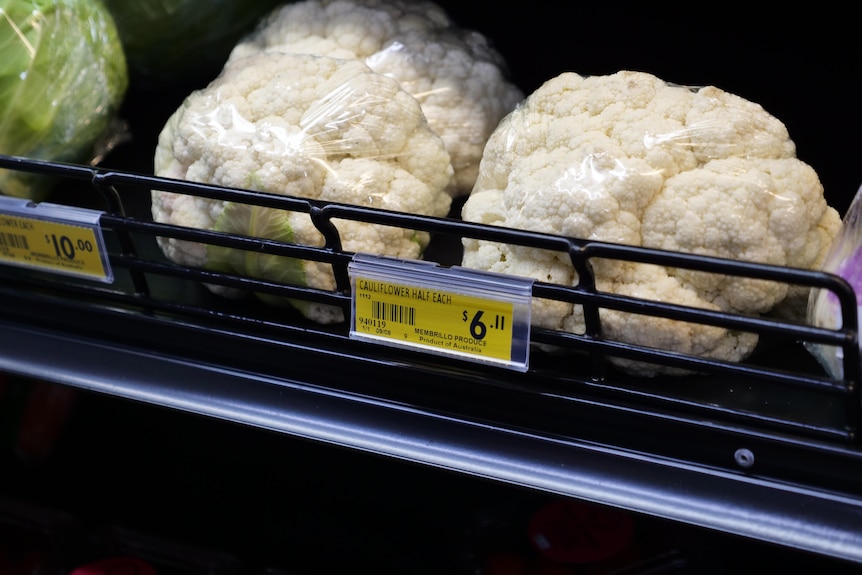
[806,182,862,379]
[460,69,843,377]
[0,0,129,202]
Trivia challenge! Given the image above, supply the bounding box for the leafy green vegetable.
[102,0,284,87]
[0,0,128,200]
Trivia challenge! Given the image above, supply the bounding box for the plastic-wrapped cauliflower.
[461,70,842,377]
[227,0,524,196]
[152,51,454,324]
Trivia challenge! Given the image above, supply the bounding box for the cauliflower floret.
[642,157,833,314]
[228,0,452,61]
[152,51,454,324]
[227,0,524,195]
[684,86,797,161]
[461,70,841,377]
[597,264,760,377]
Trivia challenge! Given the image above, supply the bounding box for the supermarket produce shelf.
[3,301,862,566]
[2,155,862,565]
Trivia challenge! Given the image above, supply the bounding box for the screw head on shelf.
[734,448,755,469]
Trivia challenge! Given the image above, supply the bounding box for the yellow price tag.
[353,278,515,361]
[349,254,533,371]
[0,200,111,282]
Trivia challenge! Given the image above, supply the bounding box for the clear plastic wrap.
[806,182,862,378]
[0,0,128,200]
[151,51,454,324]
[460,70,842,377]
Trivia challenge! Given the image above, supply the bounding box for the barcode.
[372,301,416,325]
[0,232,29,250]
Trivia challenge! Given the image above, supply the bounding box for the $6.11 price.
[45,233,94,260]
[462,309,506,339]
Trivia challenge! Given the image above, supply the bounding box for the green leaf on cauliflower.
[209,201,308,310]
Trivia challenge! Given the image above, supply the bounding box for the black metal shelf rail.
[1,154,860,446]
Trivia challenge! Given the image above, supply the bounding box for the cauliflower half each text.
[461,70,842,377]
[227,0,524,196]
[152,52,454,324]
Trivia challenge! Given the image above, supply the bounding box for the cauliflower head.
[152,51,454,324]
[461,70,841,376]
[227,0,524,195]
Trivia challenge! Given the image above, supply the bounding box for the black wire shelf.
[2,153,862,564]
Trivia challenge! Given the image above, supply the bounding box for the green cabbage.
[0,0,128,200]
[102,0,284,87]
